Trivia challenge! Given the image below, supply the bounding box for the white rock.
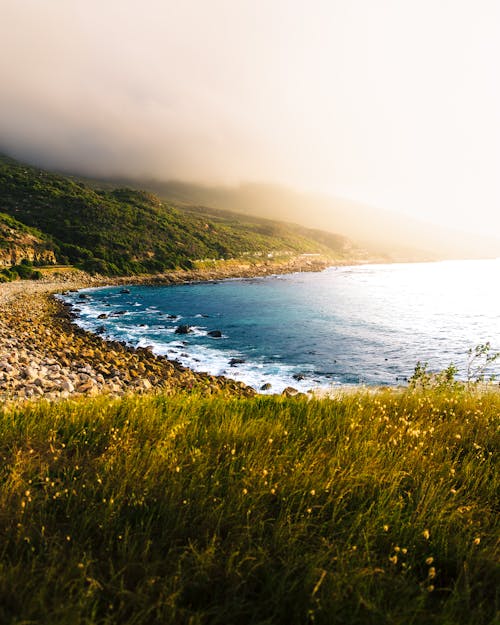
[24,366,37,381]
[60,379,75,393]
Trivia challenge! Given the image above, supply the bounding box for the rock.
[282,386,299,396]
[207,330,222,338]
[229,358,245,366]
[23,366,37,381]
[175,324,192,335]
[97,313,108,319]
[77,379,95,393]
[292,373,306,381]
[60,379,75,393]
[120,288,131,294]
[78,294,90,300]
[260,383,272,391]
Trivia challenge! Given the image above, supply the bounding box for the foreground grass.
[0,389,498,625]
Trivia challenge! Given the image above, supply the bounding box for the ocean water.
[60,259,500,393]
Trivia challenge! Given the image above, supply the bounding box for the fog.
[1,0,499,249]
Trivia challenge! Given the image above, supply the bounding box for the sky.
[1,0,499,240]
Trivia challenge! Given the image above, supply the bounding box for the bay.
[61,259,500,393]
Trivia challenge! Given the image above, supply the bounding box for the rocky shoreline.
[0,256,337,403]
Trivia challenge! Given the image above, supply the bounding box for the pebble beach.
[0,258,336,403]
[0,271,258,403]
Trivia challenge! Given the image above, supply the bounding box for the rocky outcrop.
[207,330,222,338]
[175,324,192,335]
[0,245,56,267]
[0,216,57,267]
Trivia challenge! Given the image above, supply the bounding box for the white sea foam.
[61,292,330,394]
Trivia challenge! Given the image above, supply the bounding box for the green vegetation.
[1,388,498,624]
[0,259,43,283]
[409,343,500,390]
[0,211,52,246]
[0,155,354,276]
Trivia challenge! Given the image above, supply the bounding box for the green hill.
[0,155,358,276]
[0,212,57,279]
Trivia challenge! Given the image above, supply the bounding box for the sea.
[60,259,500,393]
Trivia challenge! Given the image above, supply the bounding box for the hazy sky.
[1,0,499,239]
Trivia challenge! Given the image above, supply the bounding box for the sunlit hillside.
[128,180,500,262]
[0,155,364,275]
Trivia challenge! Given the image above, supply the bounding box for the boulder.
[207,330,222,338]
[175,324,192,335]
[282,386,299,397]
[260,382,272,391]
[229,358,245,367]
[60,379,75,393]
[23,366,37,381]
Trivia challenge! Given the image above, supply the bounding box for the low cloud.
[1,0,499,242]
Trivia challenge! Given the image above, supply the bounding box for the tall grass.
[0,388,498,624]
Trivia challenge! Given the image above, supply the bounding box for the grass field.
[0,388,498,624]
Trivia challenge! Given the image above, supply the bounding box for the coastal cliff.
[0,213,56,267]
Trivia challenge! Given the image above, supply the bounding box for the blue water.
[60,259,500,393]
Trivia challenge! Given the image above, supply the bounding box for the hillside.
[0,212,56,267]
[128,179,500,261]
[0,156,361,276]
